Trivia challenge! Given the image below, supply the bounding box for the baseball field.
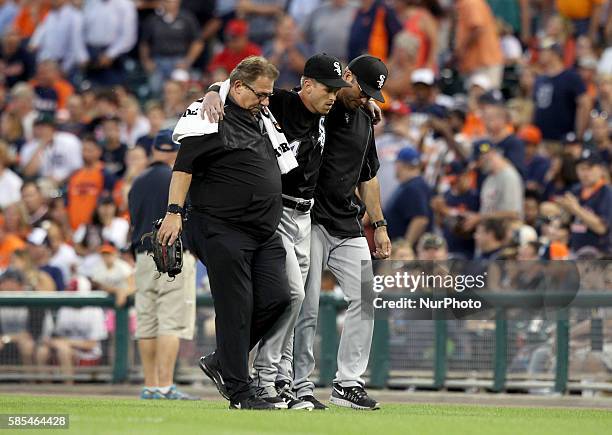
[1,394,611,435]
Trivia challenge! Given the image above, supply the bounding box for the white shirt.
[20,132,83,183]
[0,168,22,208]
[91,257,133,291]
[50,243,80,285]
[83,0,137,59]
[54,306,108,360]
[73,217,130,250]
[120,116,150,147]
[30,4,89,72]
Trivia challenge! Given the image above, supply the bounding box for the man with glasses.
[293,54,392,410]
[200,53,353,410]
[157,56,291,410]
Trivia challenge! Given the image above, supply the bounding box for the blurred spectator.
[0,28,36,88]
[587,113,611,165]
[416,232,448,260]
[409,68,446,120]
[385,146,432,246]
[44,220,78,285]
[533,39,590,143]
[556,149,612,255]
[21,181,50,227]
[135,101,165,155]
[0,0,17,36]
[263,15,308,90]
[539,14,576,68]
[139,0,203,95]
[480,90,525,175]
[375,102,413,208]
[543,132,583,199]
[113,145,148,216]
[455,0,503,89]
[208,19,261,78]
[36,276,108,383]
[90,243,134,307]
[29,59,74,112]
[2,202,29,240]
[7,83,37,141]
[498,19,523,66]
[474,217,507,259]
[0,270,35,365]
[119,96,150,147]
[58,94,87,136]
[19,112,82,185]
[593,74,612,125]
[28,0,88,78]
[506,66,535,129]
[236,0,286,46]
[556,0,604,40]
[518,125,551,193]
[10,248,55,291]
[13,0,50,40]
[0,140,22,209]
[100,115,128,177]
[161,80,188,127]
[0,214,25,270]
[523,189,540,228]
[26,227,63,290]
[395,0,444,70]
[287,0,321,27]
[464,140,524,231]
[82,0,137,87]
[1,111,26,153]
[66,135,115,231]
[348,0,402,62]
[384,31,420,100]
[578,56,599,101]
[74,194,129,255]
[302,0,357,63]
[486,0,530,44]
[431,161,479,259]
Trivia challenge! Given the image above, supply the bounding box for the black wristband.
[167,204,184,215]
[373,219,387,229]
[206,84,221,94]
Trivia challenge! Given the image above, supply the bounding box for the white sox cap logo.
[377,75,386,89]
[334,61,341,76]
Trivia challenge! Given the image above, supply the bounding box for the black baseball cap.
[303,53,351,89]
[153,129,180,152]
[576,149,604,166]
[34,111,56,126]
[347,54,388,103]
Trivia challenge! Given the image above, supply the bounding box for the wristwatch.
[372,219,387,229]
[167,204,184,216]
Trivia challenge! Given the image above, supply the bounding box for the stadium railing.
[0,291,610,394]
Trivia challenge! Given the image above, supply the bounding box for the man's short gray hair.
[229,56,279,85]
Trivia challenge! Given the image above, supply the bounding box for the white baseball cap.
[411,68,435,86]
[468,74,492,91]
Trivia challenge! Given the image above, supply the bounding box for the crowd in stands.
[0,0,611,373]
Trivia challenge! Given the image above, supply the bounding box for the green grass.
[0,395,611,435]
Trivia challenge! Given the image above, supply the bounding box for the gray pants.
[293,224,374,397]
[252,206,311,388]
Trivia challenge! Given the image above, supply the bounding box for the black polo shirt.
[173,98,282,241]
[269,89,325,200]
[313,102,380,238]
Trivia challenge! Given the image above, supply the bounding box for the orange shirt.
[13,3,51,39]
[67,164,106,230]
[462,112,487,139]
[455,0,503,73]
[0,234,25,269]
[556,0,604,20]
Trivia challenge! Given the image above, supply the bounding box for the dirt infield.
[2,384,611,410]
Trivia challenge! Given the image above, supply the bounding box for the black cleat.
[298,394,328,410]
[229,395,280,410]
[329,383,380,410]
[199,353,229,400]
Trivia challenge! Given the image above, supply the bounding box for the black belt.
[282,197,313,213]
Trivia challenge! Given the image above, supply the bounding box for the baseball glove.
[141,219,183,278]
